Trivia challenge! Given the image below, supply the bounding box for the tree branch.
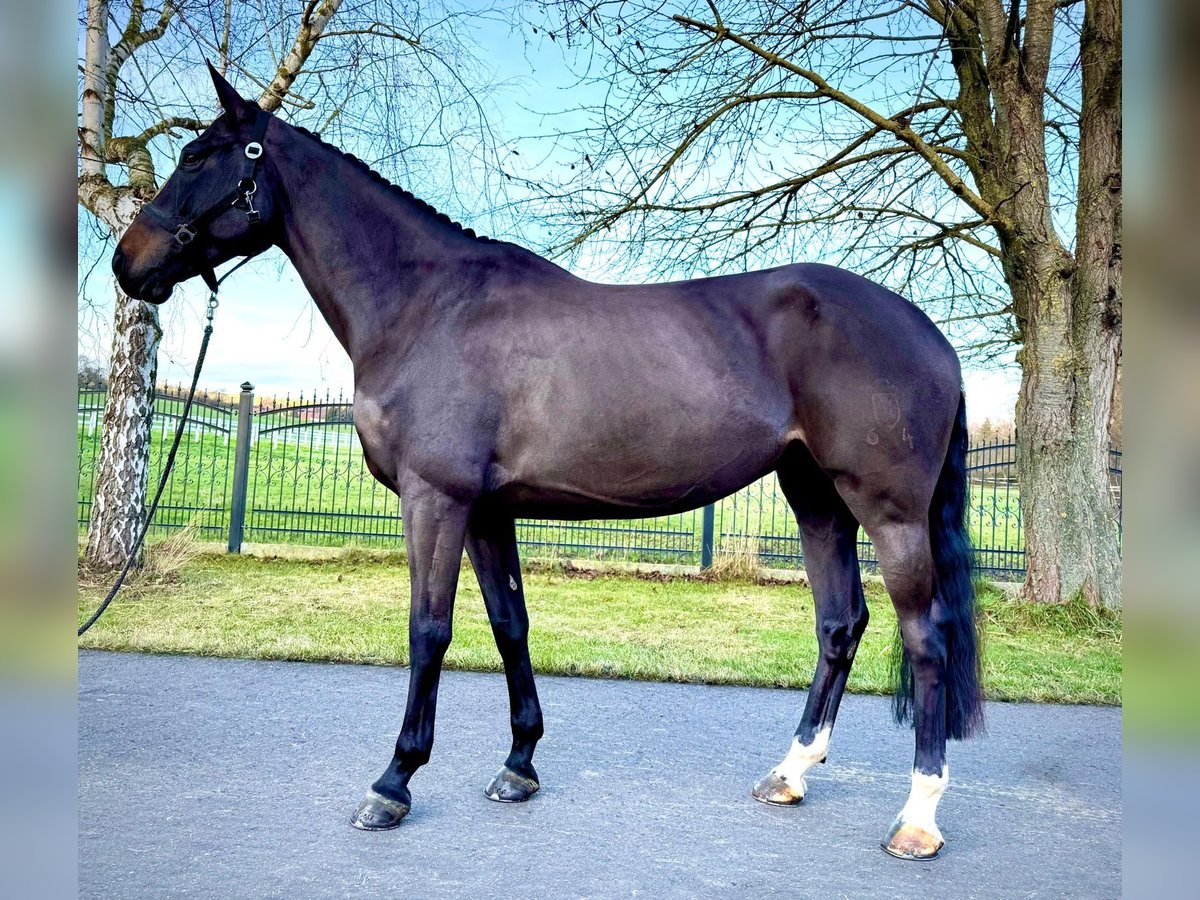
[255,0,345,112]
[81,0,110,178]
[135,116,207,145]
[110,0,174,70]
[567,88,826,248]
[919,0,1014,223]
[105,1,176,137]
[316,22,421,47]
[671,13,1013,238]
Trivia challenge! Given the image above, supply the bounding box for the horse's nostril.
[112,248,126,277]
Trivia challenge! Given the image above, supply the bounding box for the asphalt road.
[79,651,1121,899]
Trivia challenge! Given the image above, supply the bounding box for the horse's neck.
[272,135,471,359]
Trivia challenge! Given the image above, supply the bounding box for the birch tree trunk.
[79,0,157,569]
[85,279,162,569]
[79,0,161,570]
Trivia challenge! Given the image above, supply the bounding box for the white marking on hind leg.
[895,766,949,840]
[771,727,832,798]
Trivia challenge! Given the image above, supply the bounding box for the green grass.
[78,552,1121,705]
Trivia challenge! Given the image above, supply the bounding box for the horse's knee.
[818,603,869,664]
[411,617,452,660]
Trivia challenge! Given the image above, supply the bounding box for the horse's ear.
[206,60,251,122]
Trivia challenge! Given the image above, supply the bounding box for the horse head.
[113,63,279,303]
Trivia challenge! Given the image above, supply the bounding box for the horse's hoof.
[350,790,410,831]
[485,766,539,803]
[752,770,805,806]
[881,818,944,860]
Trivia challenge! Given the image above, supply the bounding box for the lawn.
[78,551,1121,705]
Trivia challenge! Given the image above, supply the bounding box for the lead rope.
[79,258,253,637]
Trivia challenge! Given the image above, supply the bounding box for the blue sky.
[78,7,1020,423]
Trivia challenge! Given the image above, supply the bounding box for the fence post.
[227,381,254,553]
[700,503,716,569]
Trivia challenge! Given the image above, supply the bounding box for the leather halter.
[140,108,270,290]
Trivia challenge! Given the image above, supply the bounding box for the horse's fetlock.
[514,715,544,743]
[394,738,432,770]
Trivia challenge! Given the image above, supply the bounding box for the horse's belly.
[498,479,762,520]
[492,411,790,518]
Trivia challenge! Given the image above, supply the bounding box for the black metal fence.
[77,387,237,543]
[77,383,1124,581]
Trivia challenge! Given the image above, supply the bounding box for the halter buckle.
[238,179,261,224]
[244,142,263,160]
[173,224,197,246]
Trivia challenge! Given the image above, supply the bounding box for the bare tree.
[78,0,498,568]
[529,0,1121,606]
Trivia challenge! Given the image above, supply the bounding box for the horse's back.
[361,254,962,519]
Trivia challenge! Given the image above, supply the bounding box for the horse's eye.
[181,151,200,167]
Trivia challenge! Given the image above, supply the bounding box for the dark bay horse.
[113,66,982,860]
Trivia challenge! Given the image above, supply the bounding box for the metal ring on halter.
[174,224,197,246]
[245,141,263,159]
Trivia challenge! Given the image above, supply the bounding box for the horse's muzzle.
[112,234,175,304]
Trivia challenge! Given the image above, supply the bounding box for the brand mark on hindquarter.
[871,389,901,430]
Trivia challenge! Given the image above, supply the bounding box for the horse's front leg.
[465,508,544,802]
[352,480,470,830]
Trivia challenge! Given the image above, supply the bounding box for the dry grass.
[143,521,205,580]
[77,521,204,593]
[705,536,762,582]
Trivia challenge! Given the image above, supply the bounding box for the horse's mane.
[290,124,497,244]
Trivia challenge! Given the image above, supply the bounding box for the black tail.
[892,392,984,739]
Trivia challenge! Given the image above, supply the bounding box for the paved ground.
[79,651,1121,899]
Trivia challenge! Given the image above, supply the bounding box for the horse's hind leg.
[753,445,868,806]
[867,519,949,860]
[465,508,544,803]
[351,481,470,830]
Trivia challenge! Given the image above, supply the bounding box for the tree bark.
[85,278,162,569]
[1015,0,1122,607]
[80,0,109,178]
[80,173,162,569]
[79,168,165,571]
[1013,257,1121,608]
[974,0,1122,607]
